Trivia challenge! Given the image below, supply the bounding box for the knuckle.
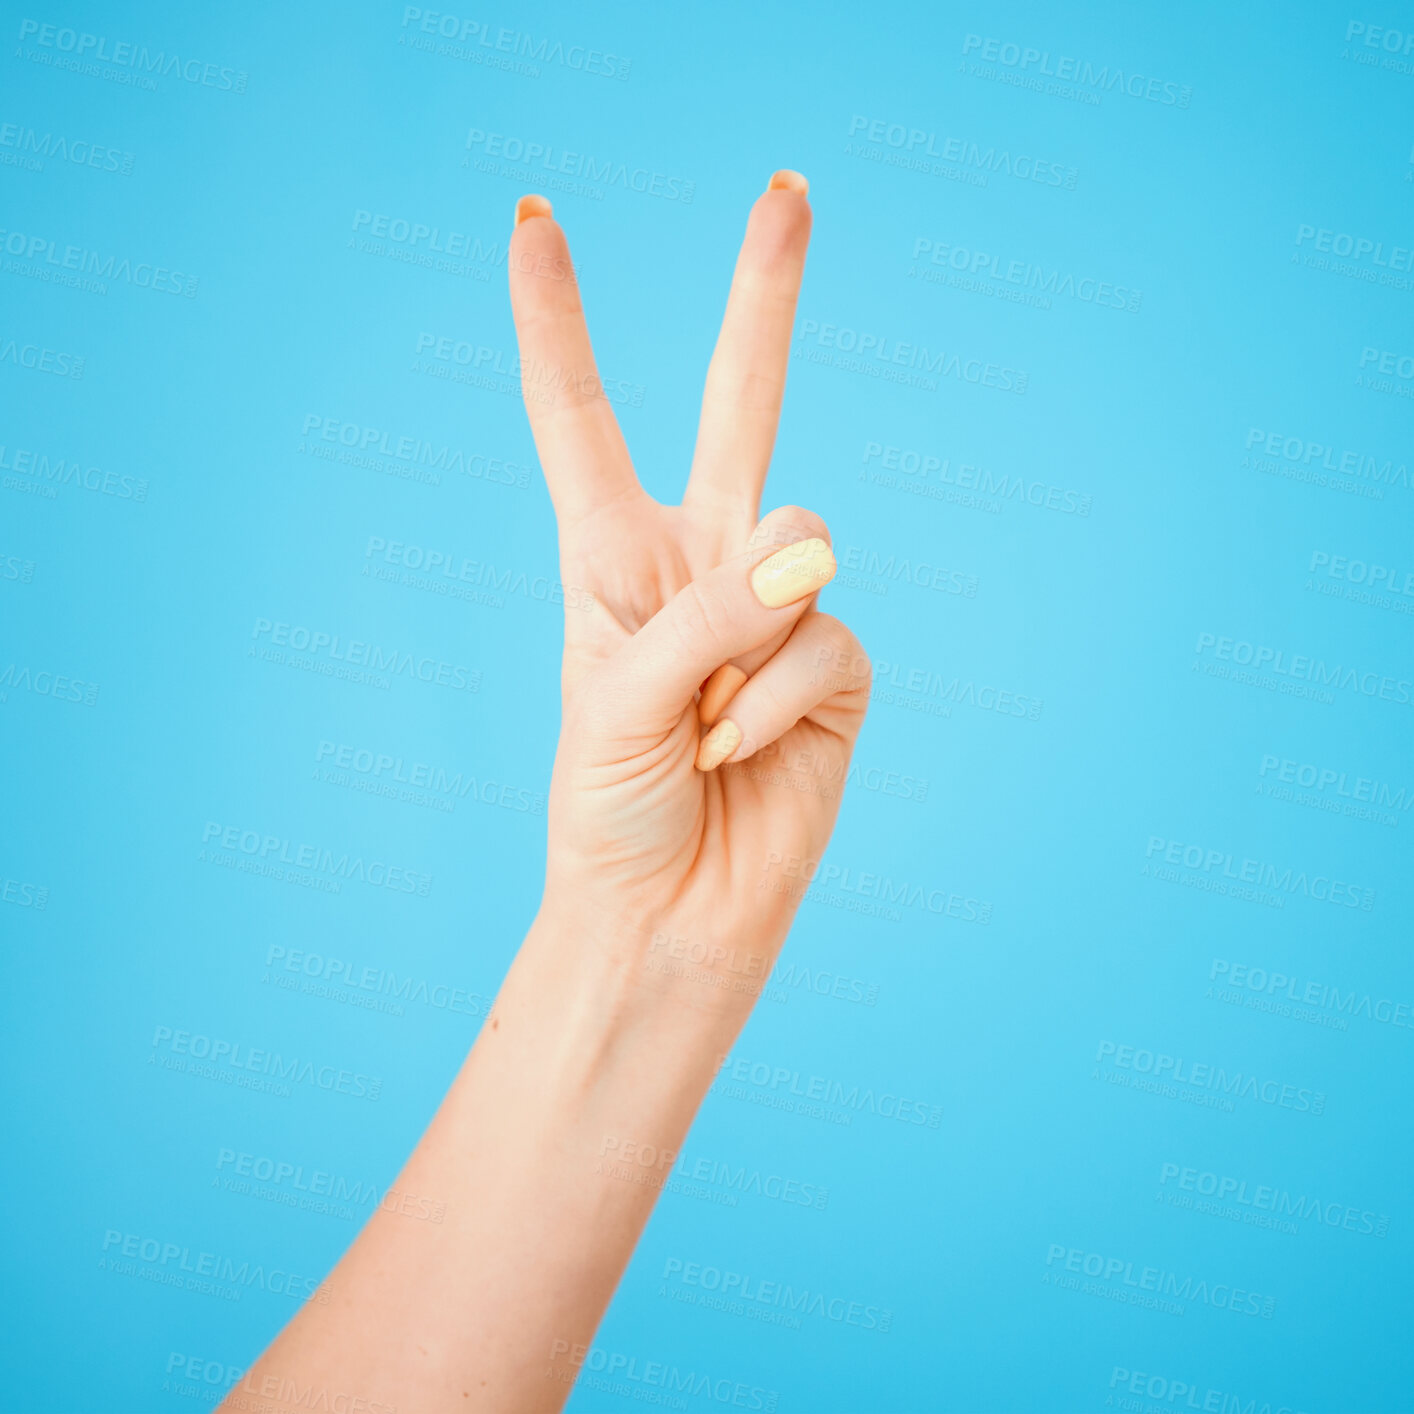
[755,673,795,720]
[672,579,736,661]
[814,611,858,656]
[751,504,829,553]
[809,615,871,692]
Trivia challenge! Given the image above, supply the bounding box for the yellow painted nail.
[751,537,836,608]
[698,664,748,726]
[695,718,741,772]
[768,169,809,196]
[515,194,553,225]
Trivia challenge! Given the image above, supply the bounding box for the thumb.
[601,512,836,734]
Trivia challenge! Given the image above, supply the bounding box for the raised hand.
[510,174,871,1001]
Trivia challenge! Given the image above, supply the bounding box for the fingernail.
[695,719,742,772]
[698,664,748,726]
[515,194,553,225]
[768,169,809,196]
[751,537,836,608]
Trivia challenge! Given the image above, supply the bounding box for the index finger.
[508,196,641,527]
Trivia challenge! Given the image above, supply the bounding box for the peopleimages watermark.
[15,19,248,92]
[1358,344,1414,382]
[0,663,100,706]
[660,1258,893,1332]
[250,617,481,694]
[0,552,35,582]
[301,413,531,488]
[712,1050,943,1129]
[224,1373,395,1414]
[0,441,147,499]
[413,333,644,408]
[795,317,1027,394]
[216,1147,447,1224]
[1210,959,1414,1035]
[1094,1040,1326,1115]
[162,1352,244,1398]
[464,128,692,201]
[162,1357,400,1414]
[1044,1244,1274,1318]
[0,333,85,378]
[760,849,992,925]
[315,739,546,816]
[398,8,630,80]
[728,738,928,810]
[909,236,1141,312]
[1157,1161,1389,1238]
[99,1230,327,1303]
[1143,835,1375,911]
[1193,631,1411,711]
[960,35,1193,107]
[1294,223,1414,268]
[835,541,978,599]
[1356,342,1414,401]
[1344,20,1414,51]
[1307,550,1414,616]
[348,208,576,282]
[264,943,489,1020]
[545,1338,777,1411]
[364,535,593,612]
[1106,1366,1308,1414]
[1243,426,1409,496]
[598,1135,829,1211]
[845,114,1078,190]
[859,440,1092,516]
[1341,19,1414,73]
[1257,751,1410,820]
[877,665,1039,724]
[1,876,48,909]
[201,821,434,897]
[0,120,134,174]
[1293,222,1414,290]
[0,225,198,296]
[150,1025,383,1101]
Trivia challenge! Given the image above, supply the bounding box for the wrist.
[521,892,765,1057]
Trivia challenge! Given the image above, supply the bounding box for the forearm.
[222,903,745,1414]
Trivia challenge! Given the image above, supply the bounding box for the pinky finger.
[695,612,871,772]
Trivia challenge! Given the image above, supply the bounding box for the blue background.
[3,2,1412,1410]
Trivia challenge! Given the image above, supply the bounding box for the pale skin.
[220,170,871,1414]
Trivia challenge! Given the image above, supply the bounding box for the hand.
[509,174,871,1017]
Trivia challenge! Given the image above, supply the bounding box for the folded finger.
[696,504,830,725]
[601,516,836,738]
[695,612,871,772]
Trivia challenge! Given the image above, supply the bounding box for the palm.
[508,184,868,949]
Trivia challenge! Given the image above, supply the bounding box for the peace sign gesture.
[510,174,871,996]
